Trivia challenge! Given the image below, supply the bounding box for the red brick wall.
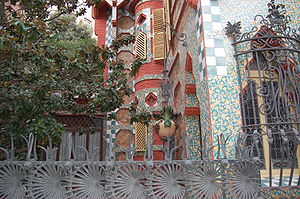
[134,60,164,79]
[135,79,161,91]
[135,1,163,14]
[94,6,108,47]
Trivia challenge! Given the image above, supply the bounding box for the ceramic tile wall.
[260,187,300,199]
[166,2,207,159]
[105,9,116,46]
[199,0,300,158]
[105,8,135,148]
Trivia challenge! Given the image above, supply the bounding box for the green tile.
[202,6,211,14]
[216,57,225,65]
[212,14,221,22]
[208,65,217,76]
[210,0,219,6]
[214,39,224,48]
[204,22,213,30]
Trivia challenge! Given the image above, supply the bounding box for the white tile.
[204,38,214,47]
[204,29,211,35]
[216,66,227,76]
[215,48,226,57]
[201,0,211,6]
[206,56,216,65]
[212,22,222,31]
[203,14,212,22]
[211,6,220,14]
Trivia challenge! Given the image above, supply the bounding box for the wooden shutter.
[135,31,147,59]
[152,8,165,60]
[135,122,147,151]
[164,0,171,48]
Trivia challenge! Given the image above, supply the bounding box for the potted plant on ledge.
[154,106,177,141]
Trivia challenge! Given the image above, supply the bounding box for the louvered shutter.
[164,0,171,50]
[135,122,147,151]
[152,8,165,60]
[135,31,147,59]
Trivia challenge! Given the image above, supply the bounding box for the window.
[135,31,147,59]
[241,51,298,173]
[135,122,148,151]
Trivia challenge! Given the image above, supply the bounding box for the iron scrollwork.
[162,22,187,47]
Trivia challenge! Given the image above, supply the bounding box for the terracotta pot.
[155,120,176,140]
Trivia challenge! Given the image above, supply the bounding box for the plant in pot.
[154,106,177,141]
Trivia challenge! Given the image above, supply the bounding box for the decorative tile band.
[185,84,196,94]
[185,107,200,116]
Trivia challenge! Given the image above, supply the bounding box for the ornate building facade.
[92,0,300,196]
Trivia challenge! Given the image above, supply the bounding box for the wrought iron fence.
[0,129,299,198]
[0,131,263,199]
[0,1,299,198]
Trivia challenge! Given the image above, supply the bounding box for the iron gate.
[226,0,300,188]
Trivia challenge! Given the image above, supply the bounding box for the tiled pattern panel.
[117,9,135,54]
[198,80,212,153]
[186,93,199,107]
[260,177,299,187]
[169,54,186,115]
[260,187,300,199]
[172,5,205,159]
[135,88,162,112]
[165,2,206,159]
[206,0,300,158]
[105,8,134,149]
[105,9,116,46]
[185,115,201,159]
[201,0,226,76]
[208,76,241,158]
[193,1,212,154]
[136,8,152,63]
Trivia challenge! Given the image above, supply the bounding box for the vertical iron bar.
[288,140,296,186]
[279,141,284,186]
[267,130,273,187]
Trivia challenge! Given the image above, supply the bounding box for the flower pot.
[155,120,176,140]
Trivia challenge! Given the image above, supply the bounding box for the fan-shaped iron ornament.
[0,164,26,199]
[149,163,186,199]
[188,161,222,199]
[225,161,260,199]
[67,163,106,199]
[26,164,67,199]
[109,164,147,199]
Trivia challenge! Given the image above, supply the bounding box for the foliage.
[0,0,139,149]
[129,104,152,126]
[130,58,143,77]
[153,106,176,128]
[129,105,176,127]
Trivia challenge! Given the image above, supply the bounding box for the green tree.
[0,0,141,151]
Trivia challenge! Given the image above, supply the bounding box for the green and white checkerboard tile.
[261,176,299,187]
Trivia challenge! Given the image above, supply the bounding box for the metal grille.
[134,122,147,151]
[56,115,103,131]
[56,115,104,161]
[227,0,300,176]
